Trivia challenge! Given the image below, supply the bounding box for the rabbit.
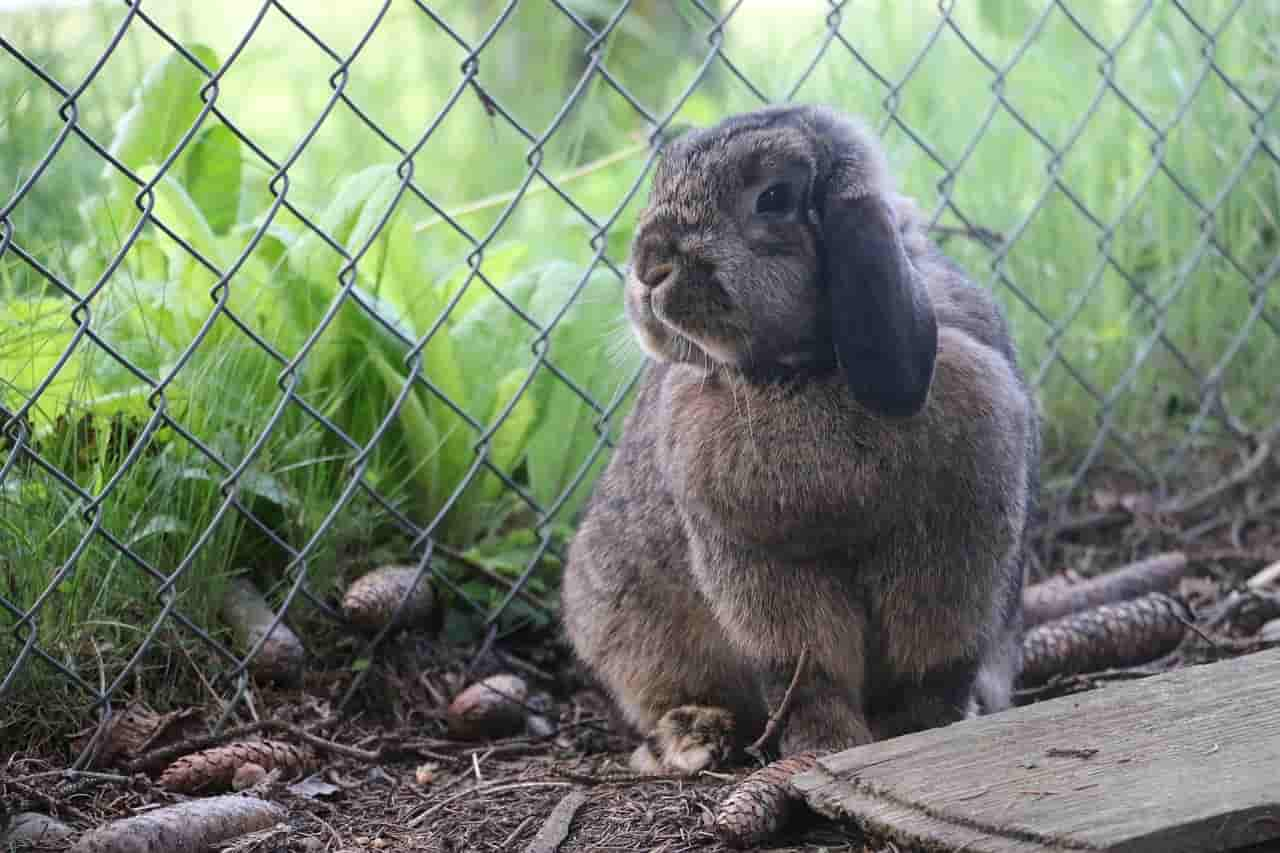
[560,104,1040,775]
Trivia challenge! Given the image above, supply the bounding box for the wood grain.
[793,648,1280,852]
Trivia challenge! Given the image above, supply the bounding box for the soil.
[3,462,1279,853]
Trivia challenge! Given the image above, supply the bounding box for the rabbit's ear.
[821,185,938,418]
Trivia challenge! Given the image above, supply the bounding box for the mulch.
[3,460,1279,853]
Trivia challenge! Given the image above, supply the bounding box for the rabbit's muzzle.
[626,258,747,368]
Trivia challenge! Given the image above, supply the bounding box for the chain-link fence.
[2,0,1277,762]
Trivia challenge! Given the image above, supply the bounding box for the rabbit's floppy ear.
[819,167,938,418]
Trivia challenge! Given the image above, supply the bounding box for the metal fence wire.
[1,0,1278,761]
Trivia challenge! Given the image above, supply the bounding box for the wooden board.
[792,648,1280,853]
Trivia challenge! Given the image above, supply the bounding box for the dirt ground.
[4,459,1280,853]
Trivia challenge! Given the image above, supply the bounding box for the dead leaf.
[288,775,343,799]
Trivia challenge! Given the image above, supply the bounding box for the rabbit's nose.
[639,261,676,290]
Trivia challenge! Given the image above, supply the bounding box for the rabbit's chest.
[682,528,871,665]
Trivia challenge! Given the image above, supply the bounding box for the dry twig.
[1248,560,1280,590]
[746,645,811,765]
[1,779,95,826]
[128,717,378,774]
[406,781,574,829]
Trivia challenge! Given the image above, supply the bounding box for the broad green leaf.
[432,242,530,323]
[0,297,93,412]
[474,366,540,516]
[237,467,297,508]
[135,165,223,269]
[488,367,539,475]
[234,220,298,269]
[286,164,400,286]
[73,385,156,425]
[344,168,420,291]
[976,0,1036,40]
[524,263,634,518]
[78,190,141,252]
[185,124,242,235]
[368,348,442,509]
[124,238,170,283]
[106,44,221,176]
[128,514,188,546]
[446,272,539,423]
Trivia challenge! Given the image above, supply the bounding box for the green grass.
[1,0,1278,728]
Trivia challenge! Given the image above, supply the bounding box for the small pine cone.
[78,703,201,768]
[1020,592,1191,686]
[158,739,318,793]
[713,752,819,849]
[342,565,435,632]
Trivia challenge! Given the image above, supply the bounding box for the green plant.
[2,1,1277,729]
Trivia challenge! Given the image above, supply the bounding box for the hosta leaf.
[106,44,221,176]
[185,124,242,235]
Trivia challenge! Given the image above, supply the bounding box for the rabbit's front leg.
[766,663,875,757]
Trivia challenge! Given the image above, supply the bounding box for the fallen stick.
[1022,551,1189,628]
[127,717,376,774]
[523,789,589,853]
[713,753,819,849]
[745,646,810,765]
[69,794,285,853]
[1019,592,1192,686]
[1247,560,1280,590]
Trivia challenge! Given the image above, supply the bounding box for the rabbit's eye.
[754,183,793,216]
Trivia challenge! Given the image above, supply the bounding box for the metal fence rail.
[2,0,1277,762]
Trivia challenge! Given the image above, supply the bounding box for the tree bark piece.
[713,752,819,849]
[794,647,1280,853]
[1019,592,1190,686]
[523,789,588,853]
[1022,551,1189,628]
[222,578,305,685]
[69,795,285,853]
[158,739,318,794]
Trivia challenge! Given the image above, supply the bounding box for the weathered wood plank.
[793,648,1280,853]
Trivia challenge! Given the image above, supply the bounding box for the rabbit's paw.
[630,705,736,775]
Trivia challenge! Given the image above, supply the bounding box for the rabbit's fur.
[561,105,1039,774]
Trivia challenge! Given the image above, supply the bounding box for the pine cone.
[342,565,436,632]
[713,752,819,848]
[1020,592,1191,685]
[158,739,318,793]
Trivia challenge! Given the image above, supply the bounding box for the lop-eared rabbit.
[561,105,1039,774]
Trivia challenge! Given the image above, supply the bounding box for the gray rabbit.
[561,105,1039,774]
